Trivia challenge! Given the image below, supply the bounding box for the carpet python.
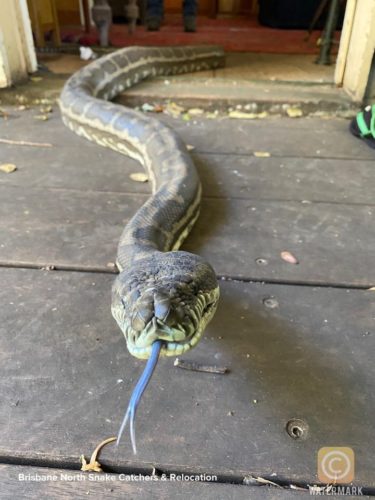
[59,45,225,452]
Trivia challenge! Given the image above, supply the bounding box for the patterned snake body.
[59,46,224,361]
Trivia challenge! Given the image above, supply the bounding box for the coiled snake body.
[60,46,225,451]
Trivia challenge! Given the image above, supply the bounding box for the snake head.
[111,251,220,359]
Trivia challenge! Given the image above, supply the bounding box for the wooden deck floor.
[0,108,374,497]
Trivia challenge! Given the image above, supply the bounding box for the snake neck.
[59,46,224,270]
[116,178,202,270]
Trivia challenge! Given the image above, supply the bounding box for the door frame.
[0,0,37,88]
[335,0,375,102]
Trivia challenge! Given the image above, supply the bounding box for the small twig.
[243,475,283,488]
[174,358,229,374]
[0,138,53,147]
[80,436,116,472]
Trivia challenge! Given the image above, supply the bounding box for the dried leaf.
[254,151,271,158]
[41,265,55,270]
[0,163,17,173]
[229,110,269,120]
[16,95,27,104]
[130,172,148,183]
[34,114,49,121]
[80,455,102,472]
[80,437,116,472]
[165,102,185,117]
[286,107,303,118]
[30,76,43,82]
[0,109,9,119]
[40,106,52,114]
[281,251,299,264]
[229,111,257,119]
[188,108,204,116]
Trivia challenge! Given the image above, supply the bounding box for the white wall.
[0,0,37,88]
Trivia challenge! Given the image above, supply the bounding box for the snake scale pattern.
[59,45,225,451]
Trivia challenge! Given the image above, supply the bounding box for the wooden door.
[55,0,81,25]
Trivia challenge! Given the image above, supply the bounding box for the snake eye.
[129,288,141,303]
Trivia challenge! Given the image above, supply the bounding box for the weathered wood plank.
[0,107,371,161]
[195,154,375,204]
[3,137,375,205]
[185,197,375,286]
[0,465,306,500]
[0,185,374,286]
[1,106,374,286]
[0,268,374,485]
[163,115,371,160]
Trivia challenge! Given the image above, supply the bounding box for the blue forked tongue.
[116,340,163,454]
